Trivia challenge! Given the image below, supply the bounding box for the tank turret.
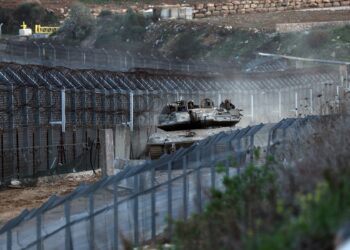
[147,98,242,159]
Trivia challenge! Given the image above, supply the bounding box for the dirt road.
[0,171,101,227]
[194,8,350,31]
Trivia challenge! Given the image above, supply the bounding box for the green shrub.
[174,164,278,250]
[94,9,151,50]
[333,25,350,43]
[59,2,95,42]
[173,116,350,250]
[98,9,113,17]
[171,33,203,60]
[305,31,330,49]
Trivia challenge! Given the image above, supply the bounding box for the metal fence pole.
[133,175,139,247]
[113,181,119,250]
[196,150,202,213]
[89,193,95,250]
[167,161,173,236]
[36,214,42,250]
[309,88,313,114]
[210,145,216,189]
[64,201,72,250]
[295,91,298,117]
[6,230,11,250]
[151,167,156,241]
[278,90,282,118]
[250,94,254,123]
[182,156,188,221]
[8,84,15,179]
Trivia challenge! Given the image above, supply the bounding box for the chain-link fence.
[0,115,326,249]
[0,41,242,74]
[0,60,347,181]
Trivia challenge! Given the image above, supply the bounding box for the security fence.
[0,115,324,249]
[0,61,347,182]
[0,41,240,74]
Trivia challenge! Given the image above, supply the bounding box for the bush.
[98,9,113,17]
[305,31,329,49]
[171,33,202,60]
[59,2,95,42]
[94,9,151,50]
[173,115,350,250]
[333,25,350,43]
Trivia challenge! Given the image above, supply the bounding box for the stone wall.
[192,0,350,18]
[1,0,349,21]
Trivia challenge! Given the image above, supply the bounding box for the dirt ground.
[0,171,101,227]
[194,8,350,31]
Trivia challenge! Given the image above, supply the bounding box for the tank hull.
[158,120,240,131]
[147,127,237,159]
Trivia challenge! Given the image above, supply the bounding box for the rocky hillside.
[52,7,350,66]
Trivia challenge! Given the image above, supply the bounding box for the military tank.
[147,98,242,159]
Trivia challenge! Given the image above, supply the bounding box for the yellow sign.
[20,21,27,29]
[35,24,60,34]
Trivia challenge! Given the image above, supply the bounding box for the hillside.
[51,7,350,66]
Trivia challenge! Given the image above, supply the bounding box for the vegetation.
[173,115,350,250]
[94,9,152,52]
[57,2,95,43]
[0,3,59,34]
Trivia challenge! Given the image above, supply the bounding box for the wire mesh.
[0,115,328,250]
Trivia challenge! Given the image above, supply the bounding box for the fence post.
[133,175,139,247]
[309,88,313,114]
[113,181,119,250]
[278,90,282,118]
[295,91,298,117]
[182,156,188,221]
[6,230,11,250]
[210,145,216,189]
[151,167,156,241]
[167,161,173,236]
[36,214,42,250]
[64,201,72,250]
[88,193,95,250]
[250,94,254,123]
[196,150,202,213]
[8,84,15,179]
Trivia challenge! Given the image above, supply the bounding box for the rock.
[341,0,350,5]
[10,179,21,187]
[194,13,205,17]
[195,3,204,9]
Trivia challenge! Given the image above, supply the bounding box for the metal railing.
[0,116,323,249]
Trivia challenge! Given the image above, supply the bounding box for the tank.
[147,98,242,159]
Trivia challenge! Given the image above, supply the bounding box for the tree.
[60,2,94,41]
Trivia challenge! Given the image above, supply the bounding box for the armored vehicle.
[147,98,242,159]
